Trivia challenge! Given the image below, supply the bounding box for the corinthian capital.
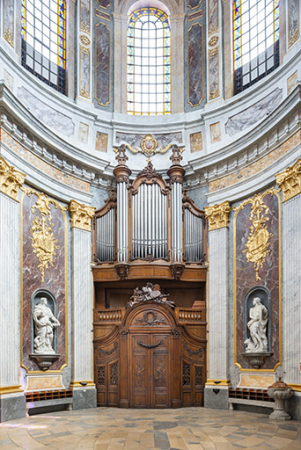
[0,157,26,201]
[204,201,231,231]
[70,200,95,231]
[275,158,301,202]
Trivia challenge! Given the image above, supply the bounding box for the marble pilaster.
[70,201,96,409]
[0,158,26,421]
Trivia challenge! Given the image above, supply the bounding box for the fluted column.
[168,147,185,264]
[276,159,301,392]
[204,201,231,409]
[113,147,131,264]
[70,200,96,410]
[0,157,26,422]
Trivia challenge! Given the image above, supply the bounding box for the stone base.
[0,393,26,423]
[269,409,291,421]
[285,392,301,421]
[204,386,229,410]
[72,386,97,411]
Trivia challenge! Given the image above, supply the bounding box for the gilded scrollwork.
[24,189,67,283]
[233,188,279,281]
[69,200,95,231]
[118,134,179,161]
[0,157,26,200]
[204,201,230,231]
[275,158,301,202]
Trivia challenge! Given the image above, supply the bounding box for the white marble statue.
[245,297,268,353]
[33,298,60,354]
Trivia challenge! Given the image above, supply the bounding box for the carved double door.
[131,332,170,408]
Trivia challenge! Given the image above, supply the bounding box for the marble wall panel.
[116,132,183,148]
[97,0,111,8]
[288,0,300,48]
[4,70,13,91]
[17,87,75,137]
[210,122,221,143]
[287,71,298,95]
[95,23,110,107]
[78,123,89,144]
[80,0,91,34]
[95,132,108,152]
[208,0,218,36]
[190,132,203,153]
[188,23,204,107]
[225,88,283,136]
[3,0,14,47]
[79,46,90,98]
[234,190,281,370]
[187,0,202,9]
[22,192,67,372]
[208,47,219,100]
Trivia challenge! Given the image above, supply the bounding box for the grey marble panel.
[208,0,218,36]
[0,394,26,423]
[204,387,229,410]
[3,0,14,47]
[188,23,203,107]
[209,47,219,100]
[288,0,300,47]
[225,88,283,136]
[79,46,90,98]
[80,0,91,34]
[72,387,97,410]
[17,87,75,137]
[95,22,110,107]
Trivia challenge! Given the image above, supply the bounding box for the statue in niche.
[245,297,268,353]
[33,297,60,354]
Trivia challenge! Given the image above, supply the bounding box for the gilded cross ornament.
[0,157,26,201]
[69,200,95,231]
[233,188,278,281]
[204,201,231,231]
[25,189,67,283]
[117,134,182,161]
[275,158,301,202]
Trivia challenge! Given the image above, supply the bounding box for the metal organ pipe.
[171,182,183,262]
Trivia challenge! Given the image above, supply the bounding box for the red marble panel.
[234,190,280,370]
[22,192,67,372]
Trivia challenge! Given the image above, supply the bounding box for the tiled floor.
[0,407,300,450]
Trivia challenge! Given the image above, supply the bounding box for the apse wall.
[0,0,301,422]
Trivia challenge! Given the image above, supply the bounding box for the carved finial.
[0,157,26,201]
[70,200,95,231]
[204,201,231,231]
[170,145,184,165]
[114,145,128,165]
[275,158,301,202]
[167,146,185,184]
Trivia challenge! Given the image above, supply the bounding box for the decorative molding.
[69,200,95,231]
[120,134,178,161]
[115,263,129,280]
[208,35,219,47]
[97,342,118,358]
[183,341,203,358]
[137,339,163,349]
[79,34,91,46]
[275,158,301,202]
[204,201,230,231]
[206,379,231,386]
[171,263,185,280]
[0,157,26,200]
[0,385,23,395]
[134,311,167,326]
[233,188,279,281]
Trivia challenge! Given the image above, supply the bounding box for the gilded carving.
[0,157,26,200]
[4,28,14,47]
[288,27,299,48]
[275,158,301,202]
[233,188,278,281]
[80,34,91,46]
[25,190,67,283]
[204,201,230,231]
[69,200,95,231]
[121,134,177,161]
[208,36,219,47]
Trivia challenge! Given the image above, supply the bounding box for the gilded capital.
[70,200,95,231]
[204,201,231,231]
[0,157,26,201]
[275,158,301,202]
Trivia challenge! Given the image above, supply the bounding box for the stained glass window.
[233,0,279,94]
[21,0,66,94]
[127,8,171,116]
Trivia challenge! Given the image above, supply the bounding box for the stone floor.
[0,408,300,450]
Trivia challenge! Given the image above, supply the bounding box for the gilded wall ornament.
[208,36,219,47]
[80,34,91,46]
[233,188,278,281]
[25,190,67,283]
[275,158,301,202]
[204,201,230,231]
[4,28,14,47]
[288,28,299,48]
[118,134,180,161]
[0,157,26,200]
[69,200,95,231]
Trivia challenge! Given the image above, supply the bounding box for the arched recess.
[114,0,185,114]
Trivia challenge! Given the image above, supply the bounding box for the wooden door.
[131,333,170,408]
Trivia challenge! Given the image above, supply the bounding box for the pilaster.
[0,157,26,422]
[204,201,231,409]
[70,200,96,410]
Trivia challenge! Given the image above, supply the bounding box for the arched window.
[127,8,171,115]
[233,0,279,94]
[21,0,66,94]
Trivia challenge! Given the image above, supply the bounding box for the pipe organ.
[93,146,207,278]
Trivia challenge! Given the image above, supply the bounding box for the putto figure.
[129,283,175,309]
[33,297,60,354]
[245,297,268,353]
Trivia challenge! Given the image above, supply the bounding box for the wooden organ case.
[92,146,208,408]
